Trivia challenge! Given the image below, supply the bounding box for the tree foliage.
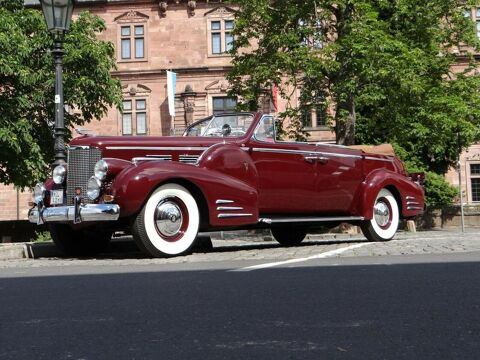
[0,0,122,189]
[228,0,480,176]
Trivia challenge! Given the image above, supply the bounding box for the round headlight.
[52,165,67,184]
[94,159,108,181]
[87,176,102,201]
[33,183,46,204]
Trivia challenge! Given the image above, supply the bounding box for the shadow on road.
[1,261,480,359]
[29,235,370,260]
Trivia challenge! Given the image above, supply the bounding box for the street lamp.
[40,0,75,168]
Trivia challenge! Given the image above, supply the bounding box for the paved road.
[1,230,480,359]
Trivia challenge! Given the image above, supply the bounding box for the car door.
[313,144,364,214]
[247,116,320,214]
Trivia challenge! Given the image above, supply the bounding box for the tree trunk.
[335,94,356,145]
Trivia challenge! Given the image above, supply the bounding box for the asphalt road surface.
[1,236,480,359]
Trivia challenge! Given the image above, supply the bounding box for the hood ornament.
[75,128,96,136]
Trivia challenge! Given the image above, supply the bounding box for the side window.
[254,117,275,143]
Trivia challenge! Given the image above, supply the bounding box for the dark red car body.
[30,112,424,257]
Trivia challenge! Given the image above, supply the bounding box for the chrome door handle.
[304,155,318,164]
[317,156,329,164]
[304,155,329,164]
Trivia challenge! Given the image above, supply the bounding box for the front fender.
[356,169,425,219]
[110,160,259,227]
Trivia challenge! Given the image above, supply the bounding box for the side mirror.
[221,124,231,137]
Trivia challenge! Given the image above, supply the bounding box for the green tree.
[228,0,480,174]
[0,0,122,189]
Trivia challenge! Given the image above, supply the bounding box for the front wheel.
[271,227,307,246]
[132,184,200,257]
[361,188,399,242]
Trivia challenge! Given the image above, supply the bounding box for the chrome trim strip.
[406,196,416,200]
[132,157,169,165]
[216,206,244,211]
[316,142,349,149]
[216,199,234,204]
[28,204,120,223]
[364,156,394,162]
[68,145,92,150]
[259,216,365,224]
[146,154,173,159]
[218,213,253,218]
[251,147,362,159]
[407,201,421,206]
[407,206,423,211]
[179,155,200,164]
[106,146,210,151]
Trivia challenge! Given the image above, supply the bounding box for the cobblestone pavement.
[0,229,479,270]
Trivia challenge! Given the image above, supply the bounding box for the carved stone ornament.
[122,84,152,96]
[159,1,168,16]
[115,10,149,24]
[204,6,236,17]
[187,0,196,16]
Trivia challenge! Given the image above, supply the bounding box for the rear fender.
[110,160,259,227]
[356,169,425,219]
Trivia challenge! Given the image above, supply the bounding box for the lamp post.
[457,131,465,232]
[40,0,74,168]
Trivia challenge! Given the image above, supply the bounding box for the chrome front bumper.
[28,204,120,225]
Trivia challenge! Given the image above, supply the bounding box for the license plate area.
[50,190,64,205]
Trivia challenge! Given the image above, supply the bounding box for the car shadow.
[27,235,370,260]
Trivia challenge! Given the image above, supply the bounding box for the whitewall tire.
[132,184,200,257]
[361,188,399,242]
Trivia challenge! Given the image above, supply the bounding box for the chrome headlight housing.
[33,183,46,204]
[52,164,67,185]
[86,176,102,201]
[94,159,108,181]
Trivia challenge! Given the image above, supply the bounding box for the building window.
[122,99,148,135]
[299,18,323,49]
[301,103,328,128]
[471,164,480,201]
[212,96,236,113]
[209,19,234,55]
[301,108,312,128]
[122,100,133,135]
[120,24,145,60]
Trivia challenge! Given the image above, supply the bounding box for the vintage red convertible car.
[29,112,425,257]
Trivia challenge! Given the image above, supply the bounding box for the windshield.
[184,114,254,137]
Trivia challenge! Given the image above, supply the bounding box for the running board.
[259,216,365,225]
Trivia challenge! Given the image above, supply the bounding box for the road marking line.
[231,242,372,272]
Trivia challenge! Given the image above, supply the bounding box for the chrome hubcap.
[374,201,390,227]
[154,200,183,237]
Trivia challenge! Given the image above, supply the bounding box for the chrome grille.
[66,147,102,205]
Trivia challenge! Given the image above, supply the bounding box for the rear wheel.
[271,226,307,246]
[49,224,112,257]
[361,188,399,242]
[132,184,200,257]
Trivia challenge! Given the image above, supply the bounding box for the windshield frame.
[183,113,255,138]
